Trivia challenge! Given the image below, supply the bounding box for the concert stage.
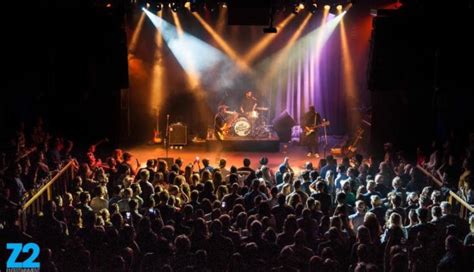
[129,142,313,174]
[128,135,346,174]
[206,135,280,152]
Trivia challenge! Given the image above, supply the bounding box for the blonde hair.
[392,176,401,188]
[99,208,111,223]
[370,195,381,207]
[364,211,377,223]
[388,212,402,229]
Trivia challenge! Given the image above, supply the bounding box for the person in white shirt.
[349,200,366,231]
[218,159,230,178]
[90,186,109,213]
[117,188,133,213]
[277,172,293,196]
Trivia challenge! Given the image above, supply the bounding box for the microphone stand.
[323,119,328,157]
[165,114,170,158]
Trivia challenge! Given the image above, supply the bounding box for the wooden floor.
[128,142,335,174]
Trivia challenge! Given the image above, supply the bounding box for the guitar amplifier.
[169,123,187,145]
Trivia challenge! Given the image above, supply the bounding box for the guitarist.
[214,105,229,141]
[302,106,322,158]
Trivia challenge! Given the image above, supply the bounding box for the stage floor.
[206,135,280,152]
[128,138,345,174]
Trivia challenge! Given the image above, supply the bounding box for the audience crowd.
[1,120,474,272]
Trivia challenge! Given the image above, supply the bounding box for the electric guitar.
[345,128,364,156]
[215,123,230,141]
[304,120,330,136]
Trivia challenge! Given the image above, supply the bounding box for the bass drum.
[233,117,251,137]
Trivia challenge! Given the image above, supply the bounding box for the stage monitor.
[272,110,295,142]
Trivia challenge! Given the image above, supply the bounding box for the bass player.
[302,106,322,157]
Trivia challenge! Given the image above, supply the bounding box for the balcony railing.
[416,165,474,220]
[20,160,76,231]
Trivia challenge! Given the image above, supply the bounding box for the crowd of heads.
[1,120,474,271]
[0,117,78,205]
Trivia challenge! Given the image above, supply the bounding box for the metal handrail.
[22,161,74,210]
[416,165,474,215]
[19,161,75,231]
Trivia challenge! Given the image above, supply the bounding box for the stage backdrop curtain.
[264,26,347,135]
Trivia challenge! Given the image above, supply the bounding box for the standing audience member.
[3,129,474,272]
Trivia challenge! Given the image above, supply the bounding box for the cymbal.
[256,107,269,111]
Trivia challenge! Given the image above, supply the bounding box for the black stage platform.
[206,135,280,152]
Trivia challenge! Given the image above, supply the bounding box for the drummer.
[240,90,258,115]
[240,90,258,136]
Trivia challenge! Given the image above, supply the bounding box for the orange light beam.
[314,6,329,59]
[215,5,227,35]
[311,6,329,108]
[129,12,146,52]
[243,14,296,64]
[150,10,165,112]
[171,11,184,38]
[156,10,163,47]
[262,13,313,83]
[192,12,250,71]
[339,10,359,124]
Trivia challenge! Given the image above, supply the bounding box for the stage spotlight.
[170,1,182,12]
[184,1,191,9]
[146,1,162,13]
[291,1,306,14]
[324,4,331,10]
[309,3,318,13]
[336,4,343,11]
[292,6,299,14]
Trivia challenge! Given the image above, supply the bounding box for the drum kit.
[223,107,271,138]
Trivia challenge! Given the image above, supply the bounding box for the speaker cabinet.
[272,111,296,142]
[169,123,187,145]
